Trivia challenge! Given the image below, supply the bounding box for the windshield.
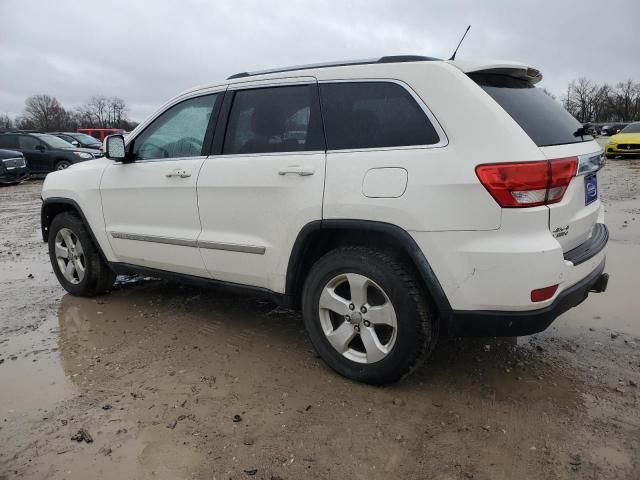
[621,123,640,134]
[38,134,75,149]
[74,133,102,144]
[470,73,593,147]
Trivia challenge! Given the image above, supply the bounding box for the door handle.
[278,165,315,176]
[165,168,191,178]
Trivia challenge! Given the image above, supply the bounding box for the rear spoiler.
[448,60,543,84]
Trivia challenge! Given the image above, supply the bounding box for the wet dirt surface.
[1,144,639,479]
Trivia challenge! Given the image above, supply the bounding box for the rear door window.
[319,81,441,150]
[223,84,324,155]
[19,136,43,150]
[470,73,592,147]
[0,135,18,149]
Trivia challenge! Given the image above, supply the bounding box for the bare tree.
[76,95,131,129]
[610,80,640,122]
[562,77,640,123]
[22,94,70,131]
[0,113,13,130]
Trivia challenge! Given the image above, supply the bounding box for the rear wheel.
[55,160,72,170]
[302,246,438,384]
[48,212,116,296]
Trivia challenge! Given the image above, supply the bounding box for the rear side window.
[223,84,324,155]
[319,82,440,150]
[19,136,43,150]
[0,135,18,149]
[470,73,592,147]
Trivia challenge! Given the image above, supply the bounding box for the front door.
[100,91,224,277]
[18,136,49,172]
[197,80,326,292]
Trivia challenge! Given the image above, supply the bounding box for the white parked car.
[41,56,609,384]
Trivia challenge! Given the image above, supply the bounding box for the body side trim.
[108,231,266,255]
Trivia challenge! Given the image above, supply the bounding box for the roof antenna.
[449,25,471,60]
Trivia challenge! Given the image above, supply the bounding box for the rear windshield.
[470,73,592,147]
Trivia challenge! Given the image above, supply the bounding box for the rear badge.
[552,225,569,239]
[585,174,598,205]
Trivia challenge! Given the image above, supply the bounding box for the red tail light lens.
[531,284,559,302]
[475,157,578,208]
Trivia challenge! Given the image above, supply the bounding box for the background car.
[601,123,627,136]
[50,132,103,150]
[606,122,640,158]
[0,149,29,185]
[0,132,102,173]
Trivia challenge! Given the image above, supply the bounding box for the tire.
[55,160,72,170]
[302,246,438,384]
[48,212,116,296]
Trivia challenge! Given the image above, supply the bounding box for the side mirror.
[71,140,80,146]
[35,144,45,152]
[105,134,126,160]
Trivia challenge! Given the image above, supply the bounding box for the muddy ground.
[1,142,639,479]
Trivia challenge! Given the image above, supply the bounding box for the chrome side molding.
[109,231,265,255]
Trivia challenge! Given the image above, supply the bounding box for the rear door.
[196,78,326,291]
[471,72,603,252]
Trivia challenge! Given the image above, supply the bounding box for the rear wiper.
[574,123,591,140]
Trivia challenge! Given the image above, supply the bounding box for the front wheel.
[55,160,72,170]
[302,246,438,384]
[48,212,116,296]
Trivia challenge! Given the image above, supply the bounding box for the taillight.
[475,157,578,208]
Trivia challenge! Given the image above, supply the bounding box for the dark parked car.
[50,132,103,150]
[601,124,627,136]
[0,133,102,173]
[0,149,29,184]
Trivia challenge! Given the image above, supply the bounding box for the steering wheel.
[138,142,170,159]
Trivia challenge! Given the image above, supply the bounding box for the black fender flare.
[41,197,109,263]
[285,219,452,316]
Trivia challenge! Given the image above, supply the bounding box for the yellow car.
[606,122,640,158]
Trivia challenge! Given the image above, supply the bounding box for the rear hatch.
[469,69,603,252]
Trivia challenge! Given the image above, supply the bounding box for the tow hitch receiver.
[589,273,609,293]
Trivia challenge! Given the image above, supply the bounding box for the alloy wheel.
[318,273,398,364]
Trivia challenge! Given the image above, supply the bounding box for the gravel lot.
[1,140,639,479]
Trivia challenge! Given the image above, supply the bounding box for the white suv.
[41,56,609,384]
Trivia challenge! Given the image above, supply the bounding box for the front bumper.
[606,145,640,156]
[0,169,30,184]
[449,259,608,336]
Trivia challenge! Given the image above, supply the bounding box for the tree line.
[562,78,640,124]
[0,94,138,132]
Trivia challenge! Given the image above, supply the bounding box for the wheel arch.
[41,197,109,263]
[285,220,452,316]
[54,157,72,168]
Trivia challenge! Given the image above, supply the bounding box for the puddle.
[546,241,640,338]
[0,315,75,418]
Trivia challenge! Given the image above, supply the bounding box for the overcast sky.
[1,0,638,122]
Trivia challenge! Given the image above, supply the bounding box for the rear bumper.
[449,259,608,336]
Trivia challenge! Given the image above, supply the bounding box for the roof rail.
[226,55,441,80]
